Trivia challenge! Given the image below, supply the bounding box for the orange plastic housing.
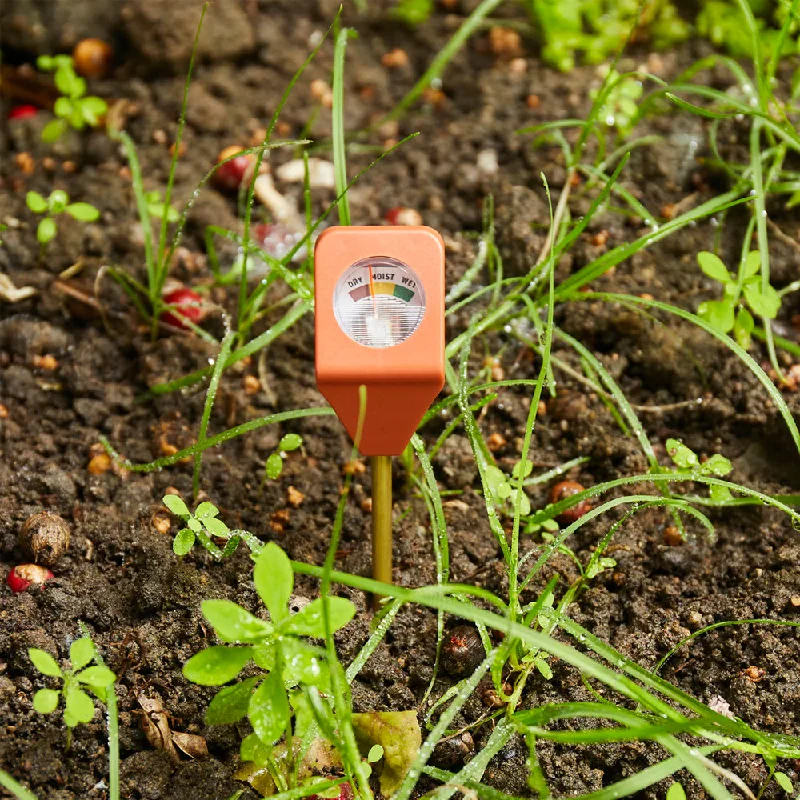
[314,226,445,456]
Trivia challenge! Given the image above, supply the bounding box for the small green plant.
[590,68,643,136]
[485,459,532,516]
[696,251,781,350]
[264,433,304,481]
[26,189,99,253]
[656,438,734,506]
[390,0,433,25]
[29,637,115,740]
[183,543,356,792]
[162,495,263,557]
[144,190,180,224]
[36,55,107,142]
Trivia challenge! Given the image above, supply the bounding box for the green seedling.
[26,190,99,253]
[590,68,643,136]
[183,543,356,792]
[163,495,263,557]
[697,251,781,350]
[144,190,180,224]
[390,0,433,25]
[36,55,107,142]
[29,637,115,742]
[654,438,734,508]
[264,433,304,481]
[485,459,532,516]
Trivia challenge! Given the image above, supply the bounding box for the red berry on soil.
[549,481,592,525]
[161,287,204,330]
[213,145,254,192]
[19,511,71,566]
[441,625,484,678]
[384,207,423,226]
[7,564,54,593]
[72,38,113,79]
[8,105,38,121]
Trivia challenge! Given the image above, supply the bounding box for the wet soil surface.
[2,1,800,798]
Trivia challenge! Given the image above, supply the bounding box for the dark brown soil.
[2,1,800,799]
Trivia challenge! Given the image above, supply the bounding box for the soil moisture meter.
[315,226,445,596]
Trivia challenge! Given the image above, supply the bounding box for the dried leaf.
[298,737,342,778]
[234,761,276,796]
[136,692,177,759]
[352,711,421,796]
[171,731,209,760]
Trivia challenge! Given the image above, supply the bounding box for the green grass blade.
[192,331,234,497]
[332,27,351,226]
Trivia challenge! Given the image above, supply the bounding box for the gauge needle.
[368,265,377,317]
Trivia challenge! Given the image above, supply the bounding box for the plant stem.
[106,682,119,800]
[370,455,393,608]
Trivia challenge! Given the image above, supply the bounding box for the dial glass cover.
[333,256,426,348]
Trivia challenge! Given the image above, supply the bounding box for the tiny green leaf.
[254,543,293,624]
[282,639,330,687]
[709,484,733,504]
[733,306,754,350]
[702,453,732,477]
[29,648,62,677]
[666,782,686,800]
[37,55,53,70]
[774,772,793,793]
[33,688,60,714]
[195,502,219,519]
[201,599,272,642]
[206,676,261,725]
[41,118,68,143]
[162,494,190,517]
[183,646,253,686]
[535,656,553,680]
[203,517,229,537]
[249,670,289,745]
[484,466,505,492]
[26,191,47,213]
[48,190,69,213]
[76,665,116,688]
[511,459,534,479]
[265,453,283,480]
[283,596,356,637]
[64,686,95,726]
[240,732,273,764]
[187,516,203,532]
[173,528,196,555]
[69,638,95,671]
[697,252,731,284]
[37,217,57,245]
[368,744,384,763]
[279,434,303,452]
[54,96,73,118]
[698,298,735,334]
[665,439,698,469]
[742,250,761,278]
[65,202,99,222]
[743,283,781,319]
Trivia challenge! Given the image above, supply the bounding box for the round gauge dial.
[333,256,426,348]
